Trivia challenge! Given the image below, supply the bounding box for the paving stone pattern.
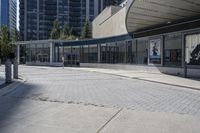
[2,66,200,117]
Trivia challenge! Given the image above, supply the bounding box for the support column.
[161,35,164,67]
[182,34,187,78]
[98,44,101,63]
[136,40,138,64]
[16,45,20,64]
[125,41,127,64]
[50,42,54,65]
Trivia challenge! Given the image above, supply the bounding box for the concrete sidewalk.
[0,97,199,133]
[73,68,200,90]
[0,66,200,133]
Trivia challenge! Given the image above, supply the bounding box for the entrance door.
[63,46,80,66]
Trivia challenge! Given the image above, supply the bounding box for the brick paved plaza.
[0,66,200,133]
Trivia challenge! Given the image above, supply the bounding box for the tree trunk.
[13,59,18,79]
[5,59,12,83]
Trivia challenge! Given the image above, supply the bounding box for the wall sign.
[149,39,161,64]
[185,34,200,65]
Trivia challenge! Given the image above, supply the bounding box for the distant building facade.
[16,0,200,78]
[105,0,124,6]
[19,0,119,41]
[0,0,17,35]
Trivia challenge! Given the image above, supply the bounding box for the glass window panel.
[64,46,71,64]
[30,44,36,62]
[58,45,64,62]
[127,41,133,64]
[185,34,200,65]
[82,45,89,63]
[117,41,126,64]
[164,33,182,67]
[43,43,50,62]
[54,45,59,62]
[132,40,137,64]
[100,44,107,63]
[26,44,30,62]
[36,44,43,62]
[137,38,148,65]
[107,43,118,64]
[20,45,26,64]
[89,45,98,63]
[71,46,80,65]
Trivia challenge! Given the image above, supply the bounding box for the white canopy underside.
[126,0,200,33]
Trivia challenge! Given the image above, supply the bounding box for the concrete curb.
[132,78,200,91]
[0,75,27,96]
[79,69,200,91]
[106,73,200,91]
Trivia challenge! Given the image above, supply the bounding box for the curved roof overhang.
[126,0,200,33]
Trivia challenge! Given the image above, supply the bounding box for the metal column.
[98,44,101,63]
[16,45,20,64]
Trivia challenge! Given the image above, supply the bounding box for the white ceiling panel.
[126,0,200,32]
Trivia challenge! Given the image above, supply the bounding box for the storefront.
[15,28,199,66]
[15,27,200,77]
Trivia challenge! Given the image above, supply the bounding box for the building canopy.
[126,0,200,33]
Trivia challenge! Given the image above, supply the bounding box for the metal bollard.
[13,59,19,79]
[5,59,12,83]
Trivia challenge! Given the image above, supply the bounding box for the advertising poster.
[149,39,161,64]
[185,34,200,65]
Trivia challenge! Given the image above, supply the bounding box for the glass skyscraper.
[0,0,17,35]
[105,0,124,6]
[20,0,120,41]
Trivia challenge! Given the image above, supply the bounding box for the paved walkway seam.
[96,108,123,133]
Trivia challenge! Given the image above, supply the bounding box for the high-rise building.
[100,0,125,8]
[0,0,17,35]
[20,0,111,41]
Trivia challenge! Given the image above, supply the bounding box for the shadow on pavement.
[0,83,40,128]
[0,83,11,90]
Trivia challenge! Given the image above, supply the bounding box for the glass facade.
[164,34,182,67]
[25,43,50,63]
[185,33,200,65]
[0,0,9,26]
[88,45,98,63]
[82,45,89,63]
[100,44,107,63]
[131,40,137,64]
[20,0,107,41]
[137,38,148,65]
[106,43,118,64]
[18,29,200,69]
[117,41,126,64]
[0,0,16,36]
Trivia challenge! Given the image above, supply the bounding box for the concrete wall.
[81,63,200,78]
[92,6,128,38]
